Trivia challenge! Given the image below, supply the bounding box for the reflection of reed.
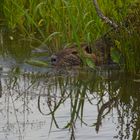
[0,66,3,98]
[95,96,117,133]
[0,78,2,98]
[36,68,121,139]
[1,68,48,139]
[31,69,140,140]
[0,67,140,140]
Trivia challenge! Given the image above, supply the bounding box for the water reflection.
[0,65,139,140]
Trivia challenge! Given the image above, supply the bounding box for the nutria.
[51,37,113,67]
[51,46,81,66]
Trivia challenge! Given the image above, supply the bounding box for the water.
[0,31,140,140]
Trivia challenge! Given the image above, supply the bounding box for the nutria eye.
[51,55,57,63]
[51,58,56,62]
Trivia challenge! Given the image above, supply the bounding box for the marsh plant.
[0,0,140,73]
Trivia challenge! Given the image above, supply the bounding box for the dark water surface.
[0,31,140,140]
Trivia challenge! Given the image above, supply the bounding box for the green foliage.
[111,47,121,64]
[1,0,140,73]
[2,0,131,43]
[26,59,48,67]
[85,57,96,69]
[111,1,140,73]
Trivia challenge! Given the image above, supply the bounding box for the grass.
[0,0,140,73]
[2,0,129,43]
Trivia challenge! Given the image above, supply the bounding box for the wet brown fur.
[51,37,113,67]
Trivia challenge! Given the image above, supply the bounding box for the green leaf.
[114,40,121,50]
[111,47,121,64]
[26,60,48,67]
[85,58,95,69]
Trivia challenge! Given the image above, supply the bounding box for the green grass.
[2,0,130,44]
[1,0,140,73]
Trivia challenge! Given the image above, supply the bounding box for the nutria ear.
[84,45,92,54]
[71,51,78,55]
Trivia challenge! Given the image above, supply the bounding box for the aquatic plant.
[0,0,140,73]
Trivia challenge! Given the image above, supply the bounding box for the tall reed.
[2,0,131,44]
[1,0,140,73]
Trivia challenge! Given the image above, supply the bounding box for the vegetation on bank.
[0,0,140,73]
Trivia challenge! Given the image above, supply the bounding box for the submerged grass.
[1,0,140,73]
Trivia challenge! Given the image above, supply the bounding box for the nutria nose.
[51,55,58,65]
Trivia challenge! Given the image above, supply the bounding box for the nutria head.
[51,46,82,67]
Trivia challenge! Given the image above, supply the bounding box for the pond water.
[0,31,140,140]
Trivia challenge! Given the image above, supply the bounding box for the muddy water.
[0,31,140,140]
